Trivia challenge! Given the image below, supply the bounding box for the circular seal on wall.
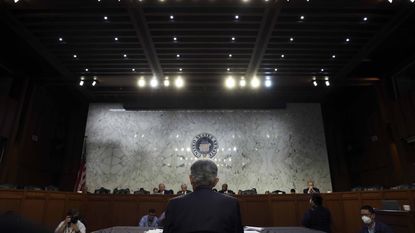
[191,133,218,158]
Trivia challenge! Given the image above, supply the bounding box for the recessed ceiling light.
[138,77,146,88]
[58,37,63,42]
[85,68,89,72]
[321,68,325,72]
[164,78,170,87]
[290,37,294,42]
[150,77,159,88]
[346,38,350,42]
[281,54,285,58]
[227,68,231,71]
[363,17,368,21]
[114,37,118,41]
[179,68,183,71]
[225,76,236,89]
[104,16,108,20]
[300,15,305,20]
[175,76,184,88]
[332,54,336,58]
[274,68,278,71]
[123,54,127,58]
[73,54,77,58]
[411,0,414,3]
[265,79,272,88]
[170,15,174,20]
[240,77,246,87]
[14,0,19,2]
[231,37,236,41]
[325,80,330,86]
[250,76,260,88]
[235,15,239,20]
[388,0,393,3]
[229,54,232,58]
[173,37,177,41]
[132,68,135,72]
[92,81,97,86]
[176,54,180,58]
[79,80,84,86]
[313,81,318,87]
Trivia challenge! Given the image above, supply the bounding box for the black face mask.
[70,215,79,224]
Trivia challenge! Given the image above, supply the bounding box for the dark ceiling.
[1,0,415,103]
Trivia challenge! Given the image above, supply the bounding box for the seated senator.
[177,184,192,195]
[303,180,320,194]
[218,183,235,194]
[139,208,158,228]
[158,183,173,195]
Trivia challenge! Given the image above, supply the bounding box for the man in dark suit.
[177,184,192,195]
[163,159,243,233]
[302,194,332,233]
[158,183,174,195]
[218,183,235,195]
[359,205,393,233]
[303,180,320,194]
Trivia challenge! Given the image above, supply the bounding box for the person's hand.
[64,216,71,224]
[71,223,80,232]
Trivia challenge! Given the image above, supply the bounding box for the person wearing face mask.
[359,205,393,233]
[301,194,332,233]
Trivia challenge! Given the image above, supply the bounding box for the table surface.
[91,226,325,233]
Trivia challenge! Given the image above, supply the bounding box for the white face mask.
[361,216,372,224]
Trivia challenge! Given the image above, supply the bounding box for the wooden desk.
[1,189,415,233]
[375,210,415,233]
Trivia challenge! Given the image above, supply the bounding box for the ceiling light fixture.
[250,76,260,88]
[104,16,108,20]
[225,76,236,89]
[363,17,368,21]
[231,37,236,41]
[290,37,294,42]
[265,77,272,88]
[114,37,118,41]
[240,77,246,87]
[164,77,170,87]
[150,77,159,88]
[300,15,305,20]
[170,15,174,20]
[179,68,183,72]
[176,54,180,58]
[138,77,146,88]
[173,37,177,41]
[235,15,239,20]
[229,54,232,58]
[73,54,77,58]
[123,54,127,58]
[332,54,336,58]
[79,80,84,86]
[175,76,184,88]
[227,68,231,71]
[85,68,89,72]
[132,68,135,72]
[58,37,63,42]
[346,38,350,42]
[274,68,278,71]
[281,54,285,58]
[313,81,318,87]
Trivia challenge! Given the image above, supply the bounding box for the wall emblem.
[191,133,218,158]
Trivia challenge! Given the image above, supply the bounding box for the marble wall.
[85,103,332,194]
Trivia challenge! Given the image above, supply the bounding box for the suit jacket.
[302,206,332,233]
[160,190,174,195]
[177,190,193,195]
[163,185,243,233]
[218,189,235,194]
[303,187,320,194]
[359,221,393,233]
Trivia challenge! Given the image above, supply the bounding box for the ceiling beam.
[335,7,415,81]
[0,6,91,100]
[125,2,163,78]
[245,1,283,78]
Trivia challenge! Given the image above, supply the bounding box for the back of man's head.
[190,159,218,187]
[311,194,323,206]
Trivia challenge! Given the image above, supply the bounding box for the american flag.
[74,137,87,192]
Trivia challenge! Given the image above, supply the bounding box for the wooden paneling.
[1,190,415,233]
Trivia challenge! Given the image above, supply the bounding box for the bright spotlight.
[138,77,146,88]
[250,76,260,88]
[313,81,318,87]
[240,77,246,87]
[164,77,170,87]
[150,77,159,88]
[225,76,236,89]
[79,80,84,86]
[175,76,184,88]
[264,78,272,87]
